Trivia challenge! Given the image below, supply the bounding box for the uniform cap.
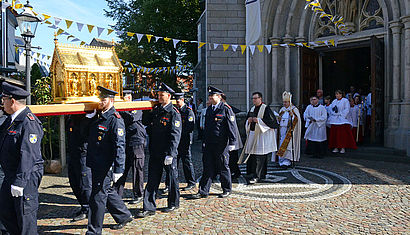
[173,92,185,100]
[157,82,175,94]
[98,86,118,98]
[1,82,30,99]
[123,90,133,95]
[208,86,223,95]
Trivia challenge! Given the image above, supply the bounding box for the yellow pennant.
[127,32,135,37]
[146,34,153,43]
[302,43,310,47]
[67,35,74,40]
[56,29,64,36]
[65,20,73,29]
[240,45,247,54]
[42,14,51,21]
[15,3,23,9]
[44,21,52,25]
[257,45,264,52]
[181,40,189,43]
[47,56,51,60]
[198,42,206,48]
[163,37,171,42]
[36,53,40,58]
[329,39,335,46]
[107,29,114,35]
[288,43,296,47]
[87,25,95,33]
[223,44,230,52]
[80,41,86,46]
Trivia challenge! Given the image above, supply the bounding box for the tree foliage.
[105,0,201,72]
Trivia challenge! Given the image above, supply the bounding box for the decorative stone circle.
[211,166,352,202]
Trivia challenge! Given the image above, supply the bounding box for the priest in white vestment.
[240,92,278,183]
[304,96,327,158]
[275,91,301,168]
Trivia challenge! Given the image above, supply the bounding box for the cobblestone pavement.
[37,140,410,234]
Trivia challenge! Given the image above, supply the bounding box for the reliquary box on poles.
[50,41,123,103]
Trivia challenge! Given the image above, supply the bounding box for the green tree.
[105,0,201,88]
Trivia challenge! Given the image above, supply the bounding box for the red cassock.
[329,124,358,149]
[351,126,364,143]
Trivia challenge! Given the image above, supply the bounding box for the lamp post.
[16,1,41,105]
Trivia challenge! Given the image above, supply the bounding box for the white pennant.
[231,45,238,52]
[264,45,272,53]
[97,27,105,37]
[296,43,303,47]
[309,42,319,47]
[324,40,329,47]
[77,22,84,32]
[172,39,180,48]
[155,36,162,42]
[127,67,132,72]
[136,34,143,42]
[213,43,219,50]
[249,45,256,55]
[54,17,62,25]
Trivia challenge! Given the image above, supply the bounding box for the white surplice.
[328,98,350,125]
[303,104,327,142]
[244,104,277,155]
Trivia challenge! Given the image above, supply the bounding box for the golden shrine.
[50,39,123,103]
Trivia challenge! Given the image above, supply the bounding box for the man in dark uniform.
[0,108,8,234]
[192,86,238,199]
[0,82,44,235]
[173,93,196,191]
[67,114,92,222]
[136,83,182,218]
[114,90,147,204]
[86,86,133,234]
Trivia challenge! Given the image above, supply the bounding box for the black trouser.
[87,171,132,235]
[177,141,196,186]
[199,143,231,195]
[228,150,241,176]
[68,153,91,214]
[248,154,268,180]
[0,166,6,233]
[143,156,179,211]
[305,140,326,157]
[0,166,43,235]
[114,144,145,198]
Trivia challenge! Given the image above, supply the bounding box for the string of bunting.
[120,59,188,75]
[8,1,339,54]
[305,0,348,35]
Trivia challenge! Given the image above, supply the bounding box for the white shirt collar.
[11,106,27,123]
[212,101,221,109]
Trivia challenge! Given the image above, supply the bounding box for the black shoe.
[162,206,179,213]
[219,191,231,198]
[129,197,143,204]
[190,193,208,199]
[111,216,133,230]
[248,178,258,184]
[160,187,169,194]
[135,210,155,218]
[71,212,87,222]
[182,184,195,191]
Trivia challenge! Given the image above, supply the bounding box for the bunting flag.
[127,32,135,37]
[42,14,51,21]
[305,0,348,35]
[97,27,105,37]
[198,42,206,48]
[265,45,272,53]
[137,34,143,42]
[65,20,73,29]
[223,44,230,52]
[87,24,95,33]
[257,45,264,53]
[249,45,256,55]
[146,34,153,43]
[107,28,114,35]
[172,39,180,48]
[240,45,247,54]
[231,45,238,52]
[77,22,84,32]
[54,17,62,25]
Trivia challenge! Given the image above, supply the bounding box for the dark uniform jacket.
[0,107,43,188]
[177,104,195,146]
[247,104,279,131]
[119,110,147,147]
[142,102,182,158]
[204,101,237,146]
[67,114,91,158]
[87,107,126,174]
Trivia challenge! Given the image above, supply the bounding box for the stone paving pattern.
[37,140,410,234]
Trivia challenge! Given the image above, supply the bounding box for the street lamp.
[16,0,41,105]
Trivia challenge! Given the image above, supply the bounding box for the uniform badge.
[175,121,181,127]
[117,128,124,137]
[29,134,38,144]
[230,116,235,122]
[98,136,102,141]
[215,118,218,122]
[188,116,194,122]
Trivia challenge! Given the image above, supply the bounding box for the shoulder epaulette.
[173,106,180,114]
[224,103,232,109]
[114,112,121,119]
[27,113,35,121]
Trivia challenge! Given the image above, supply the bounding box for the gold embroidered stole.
[277,108,298,157]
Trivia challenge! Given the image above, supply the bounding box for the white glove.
[112,173,123,183]
[164,156,173,165]
[86,109,97,118]
[228,145,235,151]
[11,185,24,197]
